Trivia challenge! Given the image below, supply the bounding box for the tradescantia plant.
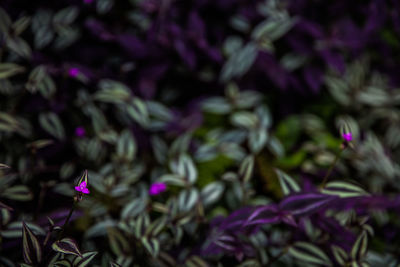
[1,0,400,266]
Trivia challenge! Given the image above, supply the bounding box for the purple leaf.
[279,193,338,216]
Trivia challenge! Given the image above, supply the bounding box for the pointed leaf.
[22,222,42,264]
[200,182,225,206]
[52,238,82,257]
[288,242,332,266]
[239,155,254,183]
[276,169,300,195]
[321,181,369,198]
[279,193,338,216]
[73,251,98,267]
[351,231,368,260]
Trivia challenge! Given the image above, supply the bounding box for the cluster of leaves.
[1,0,400,266]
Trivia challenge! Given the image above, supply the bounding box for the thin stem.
[57,202,76,240]
[320,147,346,188]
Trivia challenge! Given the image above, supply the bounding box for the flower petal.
[82,188,90,194]
[75,186,82,192]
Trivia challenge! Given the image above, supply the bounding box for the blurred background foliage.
[1,0,400,266]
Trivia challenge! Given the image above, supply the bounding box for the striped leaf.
[141,237,160,258]
[39,112,65,140]
[73,251,98,267]
[53,259,72,267]
[52,238,82,257]
[185,255,209,267]
[0,63,25,79]
[22,222,42,264]
[288,242,332,266]
[200,182,225,206]
[178,189,199,213]
[321,181,369,198]
[176,154,197,184]
[116,130,137,161]
[239,155,254,183]
[107,228,129,256]
[276,169,300,195]
[1,185,33,201]
[351,231,368,261]
[331,245,348,266]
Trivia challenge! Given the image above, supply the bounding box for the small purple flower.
[75,127,86,137]
[149,182,167,196]
[75,181,90,194]
[342,132,352,142]
[84,0,94,4]
[68,68,80,77]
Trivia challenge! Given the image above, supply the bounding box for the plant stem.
[320,147,345,188]
[57,202,76,240]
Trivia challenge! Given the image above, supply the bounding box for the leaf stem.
[57,202,76,240]
[320,147,346,188]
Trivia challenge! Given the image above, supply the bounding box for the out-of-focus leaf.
[95,80,131,104]
[52,259,72,267]
[325,76,350,106]
[220,42,258,81]
[6,37,32,58]
[1,222,45,238]
[22,222,42,264]
[121,197,147,219]
[0,7,11,33]
[279,193,337,216]
[27,139,54,150]
[108,228,129,256]
[53,6,79,26]
[276,169,300,195]
[125,98,149,126]
[202,97,231,114]
[116,130,136,161]
[178,189,199,213]
[12,16,30,35]
[52,238,82,257]
[0,63,25,79]
[239,155,254,183]
[1,185,33,201]
[0,163,10,169]
[248,127,268,153]
[252,16,297,41]
[39,112,65,140]
[351,231,368,260]
[331,245,348,266]
[97,0,114,14]
[321,181,369,198]
[175,154,198,184]
[185,255,210,267]
[141,237,160,258]
[288,242,332,266]
[201,182,225,206]
[159,174,186,187]
[73,251,98,267]
[230,112,258,129]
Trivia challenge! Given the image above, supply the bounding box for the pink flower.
[75,126,86,137]
[75,181,90,194]
[68,68,80,77]
[342,132,352,142]
[149,182,167,196]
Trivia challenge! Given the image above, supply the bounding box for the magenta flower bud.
[149,182,167,196]
[342,132,352,142]
[75,181,90,194]
[68,68,80,77]
[75,126,86,137]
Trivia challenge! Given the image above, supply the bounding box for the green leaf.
[97,0,114,14]
[178,189,199,213]
[288,242,332,266]
[6,37,32,58]
[53,259,72,267]
[239,155,254,183]
[52,238,82,257]
[0,163,10,169]
[321,181,369,198]
[200,182,225,206]
[53,6,79,26]
[351,231,368,261]
[116,130,136,161]
[107,228,129,256]
[1,185,33,201]
[0,63,25,79]
[201,97,231,114]
[230,111,258,129]
[39,112,65,140]
[176,154,198,184]
[12,16,31,35]
[248,127,268,153]
[185,255,210,267]
[331,245,348,266]
[125,98,149,126]
[77,169,89,187]
[22,222,42,264]
[95,80,131,104]
[276,169,300,195]
[121,197,147,219]
[73,251,98,267]
[141,237,160,258]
